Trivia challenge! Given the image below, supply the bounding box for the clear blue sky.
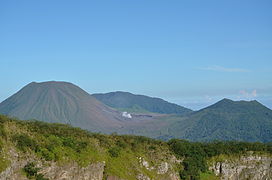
[1,0,272,110]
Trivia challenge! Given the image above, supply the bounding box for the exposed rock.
[0,148,33,180]
[169,155,183,164]
[136,173,150,180]
[142,159,149,169]
[138,157,154,171]
[137,156,181,180]
[40,162,105,180]
[157,162,169,174]
[107,175,123,180]
[169,173,180,180]
[0,148,105,180]
[209,154,272,180]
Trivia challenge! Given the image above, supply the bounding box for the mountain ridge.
[1,81,272,142]
[181,98,272,142]
[93,91,192,115]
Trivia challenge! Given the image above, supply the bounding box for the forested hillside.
[93,91,192,114]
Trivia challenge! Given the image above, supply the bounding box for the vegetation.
[0,115,170,179]
[0,114,272,180]
[23,162,48,180]
[168,139,272,180]
[168,98,272,142]
[0,152,9,173]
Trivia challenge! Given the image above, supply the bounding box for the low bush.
[12,134,38,152]
[108,147,121,158]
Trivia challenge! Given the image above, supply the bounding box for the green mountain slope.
[171,99,272,142]
[93,91,192,115]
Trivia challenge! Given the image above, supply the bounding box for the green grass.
[105,150,139,179]
[200,172,219,180]
[0,155,9,173]
[0,137,10,173]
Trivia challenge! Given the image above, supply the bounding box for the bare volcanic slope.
[0,81,130,132]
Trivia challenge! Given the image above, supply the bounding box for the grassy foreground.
[0,114,272,180]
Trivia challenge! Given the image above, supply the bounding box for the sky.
[0,0,272,110]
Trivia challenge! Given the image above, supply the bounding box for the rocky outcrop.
[0,147,180,180]
[157,162,169,174]
[137,157,180,180]
[106,176,124,180]
[0,148,105,180]
[136,174,150,180]
[4,147,272,180]
[209,153,272,180]
[39,162,105,180]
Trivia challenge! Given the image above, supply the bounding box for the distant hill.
[171,98,272,142]
[0,81,129,132]
[93,91,192,115]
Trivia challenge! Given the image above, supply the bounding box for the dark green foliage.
[38,135,88,161]
[28,120,92,139]
[92,133,112,148]
[12,135,38,152]
[117,135,163,152]
[168,139,272,180]
[171,99,272,142]
[36,174,49,180]
[148,145,157,151]
[93,91,192,114]
[0,139,3,151]
[62,137,88,153]
[116,140,128,149]
[23,162,39,178]
[108,147,121,157]
[180,158,202,180]
[168,140,206,180]
[38,148,55,161]
[10,122,89,161]
[23,162,48,180]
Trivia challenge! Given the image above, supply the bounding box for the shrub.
[38,147,55,161]
[12,134,38,152]
[168,139,272,180]
[23,162,40,178]
[0,125,6,137]
[62,137,88,153]
[108,147,121,158]
[116,140,127,149]
[23,162,48,180]
[36,173,49,180]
